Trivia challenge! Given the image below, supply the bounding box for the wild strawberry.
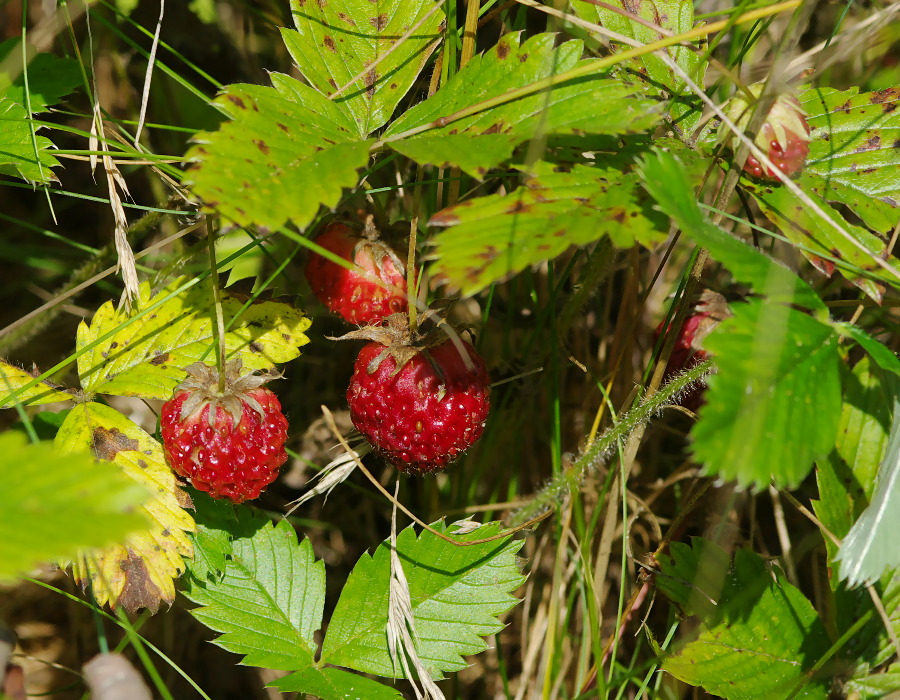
[160,360,288,503]
[305,220,413,326]
[722,86,811,181]
[342,313,490,474]
[654,292,729,410]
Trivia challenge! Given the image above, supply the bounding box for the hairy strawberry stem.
[510,359,713,527]
[205,218,228,392]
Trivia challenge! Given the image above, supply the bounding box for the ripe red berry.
[723,88,811,181]
[305,221,412,326]
[346,328,491,474]
[161,360,288,503]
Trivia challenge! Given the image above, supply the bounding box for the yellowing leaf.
[77,278,311,399]
[55,402,195,613]
[1,360,75,409]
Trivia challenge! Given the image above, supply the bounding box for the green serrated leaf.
[835,323,900,377]
[847,663,900,699]
[0,432,147,583]
[638,148,826,312]
[183,511,325,670]
[655,537,730,619]
[385,33,660,174]
[56,402,195,612]
[283,0,443,136]
[836,396,900,586]
[569,0,705,124]
[185,79,372,232]
[321,521,525,679]
[76,278,310,399]
[428,161,665,296]
[1,360,74,409]
[273,667,404,699]
[800,86,900,234]
[663,548,830,699]
[745,178,889,302]
[0,39,82,183]
[692,299,841,490]
[186,489,238,581]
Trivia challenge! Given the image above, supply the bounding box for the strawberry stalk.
[205,218,228,392]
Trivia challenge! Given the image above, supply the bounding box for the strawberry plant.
[0,0,899,699]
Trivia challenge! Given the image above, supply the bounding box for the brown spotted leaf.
[184,77,372,232]
[282,0,444,136]
[384,33,661,176]
[745,179,890,302]
[1,360,74,409]
[77,278,311,400]
[0,431,147,584]
[569,0,705,126]
[801,86,900,235]
[55,402,194,613]
[428,161,666,296]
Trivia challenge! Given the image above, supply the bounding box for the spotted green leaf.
[76,278,311,400]
[1,360,74,409]
[386,33,661,176]
[282,0,444,136]
[800,86,900,235]
[428,162,665,295]
[55,402,195,613]
[0,431,147,584]
[185,77,372,232]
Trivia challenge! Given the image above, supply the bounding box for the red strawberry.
[305,221,413,326]
[343,314,490,474]
[161,360,288,503]
[723,87,811,181]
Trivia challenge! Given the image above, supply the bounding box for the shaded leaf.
[321,521,525,679]
[273,667,403,699]
[836,396,900,586]
[800,86,900,234]
[0,39,82,183]
[183,510,325,670]
[77,278,310,399]
[663,547,830,699]
[835,323,900,377]
[746,179,889,302]
[0,360,74,409]
[0,432,147,583]
[385,33,660,175]
[639,149,826,312]
[654,537,730,619]
[185,489,237,582]
[283,0,443,136]
[56,402,194,612]
[692,298,841,490]
[428,162,665,296]
[569,0,705,124]
[185,78,372,232]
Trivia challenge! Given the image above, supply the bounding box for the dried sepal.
[175,359,281,427]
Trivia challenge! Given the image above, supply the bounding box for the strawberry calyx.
[174,359,281,428]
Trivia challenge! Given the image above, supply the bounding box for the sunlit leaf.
[321,521,525,679]
[0,360,74,409]
[56,402,195,613]
[0,432,147,583]
[692,298,841,490]
[273,667,404,699]
[428,161,665,295]
[800,86,900,235]
[282,0,444,136]
[184,509,325,670]
[185,78,372,232]
[385,33,660,175]
[76,278,311,400]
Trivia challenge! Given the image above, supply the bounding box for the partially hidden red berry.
[161,360,288,503]
[346,324,491,474]
[723,87,811,181]
[305,221,413,326]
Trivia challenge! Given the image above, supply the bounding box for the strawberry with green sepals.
[342,312,491,474]
[722,85,811,181]
[305,219,415,326]
[161,359,288,503]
